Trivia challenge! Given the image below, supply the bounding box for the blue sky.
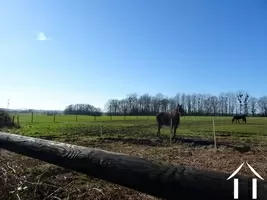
[0,0,267,110]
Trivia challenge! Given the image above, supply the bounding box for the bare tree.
[168,97,177,110]
[197,93,205,115]
[236,92,244,114]
[143,94,151,113]
[104,99,113,115]
[186,94,192,114]
[210,96,219,116]
[151,96,160,113]
[218,93,226,115]
[203,94,212,115]
[155,93,164,112]
[126,93,138,115]
[191,93,197,114]
[229,92,237,115]
[161,97,169,112]
[258,96,267,116]
[181,93,186,112]
[249,97,258,116]
[243,93,250,115]
[139,94,151,114]
[118,99,128,115]
[174,93,181,107]
[224,93,231,116]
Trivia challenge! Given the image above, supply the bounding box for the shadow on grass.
[29,130,251,154]
[101,136,251,153]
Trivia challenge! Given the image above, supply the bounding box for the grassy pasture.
[1,114,267,199]
[11,114,267,143]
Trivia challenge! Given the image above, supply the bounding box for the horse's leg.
[157,123,162,137]
[173,126,177,139]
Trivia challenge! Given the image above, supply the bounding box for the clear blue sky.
[0,0,267,110]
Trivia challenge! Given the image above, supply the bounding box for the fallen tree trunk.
[0,132,267,200]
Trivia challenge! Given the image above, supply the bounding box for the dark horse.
[156,104,185,139]
[232,114,247,124]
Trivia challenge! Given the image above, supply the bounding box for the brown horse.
[232,114,247,124]
[156,104,185,139]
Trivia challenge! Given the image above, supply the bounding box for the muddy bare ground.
[1,137,267,200]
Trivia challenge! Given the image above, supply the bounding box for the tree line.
[64,104,102,116]
[104,91,267,116]
[5,91,267,117]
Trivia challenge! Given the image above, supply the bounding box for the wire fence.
[10,113,154,124]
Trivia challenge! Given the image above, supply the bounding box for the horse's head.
[176,104,185,117]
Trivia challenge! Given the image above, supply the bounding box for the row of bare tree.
[64,104,102,116]
[104,91,267,116]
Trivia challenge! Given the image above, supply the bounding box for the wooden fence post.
[16,115,20,126]
[31,112,33,123]
[170,118,173,145]
[100,123,103,137]
[212,118,217,149]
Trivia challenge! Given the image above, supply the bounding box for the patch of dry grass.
[0,148,157,200]
[1,137,267,200]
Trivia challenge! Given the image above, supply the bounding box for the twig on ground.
[92,187,105,196]
[50,196,62,200]
[43,181,74,200]
[16,193,21,200]
[34,165,54,193]
[6,162,16,173]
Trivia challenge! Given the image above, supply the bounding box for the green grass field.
[8,113,267,145]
